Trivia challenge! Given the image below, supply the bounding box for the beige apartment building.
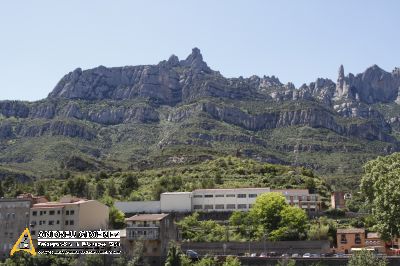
[29,196,109,238]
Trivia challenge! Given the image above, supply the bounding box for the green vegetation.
[347,249,387,266]
[361,152,400,240]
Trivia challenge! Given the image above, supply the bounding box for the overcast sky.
[0,0,399,101]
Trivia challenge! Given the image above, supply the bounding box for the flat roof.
[125,213,169,222]
[193,188,271,193]
[32,199,91,208]
[337,228,365,234]
[161,192,192,195]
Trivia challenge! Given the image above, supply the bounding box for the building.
[331,192,351,209]
[29,195,109,239]
[190,188,271,212]
[365,232,386,254]
[123,214,177,266]
[0,198,32,259]
[116,187,320,214]
[17,193,48,204]
[115,201,161,214]
[336,228,365,254]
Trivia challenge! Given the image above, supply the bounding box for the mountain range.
[1,48,400,188]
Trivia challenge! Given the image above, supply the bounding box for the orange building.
[336,228,365,254]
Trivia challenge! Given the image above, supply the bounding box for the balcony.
[126,227,160,240]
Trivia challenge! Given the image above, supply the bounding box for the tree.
[109,206,125,229]
[360,153,400,240]
[223,256,241,266]
[120,174,139,197]
[107,179,118,197]
[348,249,387,266]
[276,258,296,266]
[165,244,182,266]
[248,192,308,240]
[269,206,308,241]
[0,181,3,197]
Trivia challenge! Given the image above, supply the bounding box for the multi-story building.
[123,214,177,266]
[336,228,365,254]
[29,195,109,239]
[155,188,320,213]
[331,192,351,209]
[272,189,320,211]
[0,198,32,259]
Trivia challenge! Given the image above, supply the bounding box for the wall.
[181,241,331,255]
[115,201,161,214]
[160,193,192,212]
[78,200,109,230]
[0,199,31,259]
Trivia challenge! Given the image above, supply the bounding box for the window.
[193,205,202,210]
[57,220,60,225]
[204,195,213,198]
[65,221,69,225]
[237,194,246,198]
[248,194,257,198]
[340,234,347,244]
[70,210,75,215]
[31,231,36,236]
[204,205,213,210]
[49,220,54,225]
[49,211,55,215]
[215,204,224,209]
[39,211,43,216]
[39,220,46,225]
[66,210,70,215]
[355,234,361,244]
[237,204,247,209]
[226,194,235,198]
[193,195,203,198]
[226,204,236,209]
[248,204,253,208]
[215,194,224,198]
[153,247,158,252]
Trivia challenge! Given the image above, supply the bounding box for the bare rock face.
[334,64,400,104]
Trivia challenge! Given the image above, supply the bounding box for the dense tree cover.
[347,249,387,266]
[360,152,400,240]
[177,213,227,242]
[248,193,308,241]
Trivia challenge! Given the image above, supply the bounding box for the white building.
[191,188,271,212]
[116,187,320,214]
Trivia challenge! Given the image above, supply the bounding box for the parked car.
[291,253,299,258]
[250,253,257,257]
[281,253,289,258]
[302,253,311,258]
[310,254,319,258]
[186,250,199,259]
[259,252,267,257]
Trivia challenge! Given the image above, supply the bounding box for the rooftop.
[193,188,271,193]
[161,192,192,195]
[337,228,365,234]
[367,232,381,239]
[125,213,169,222]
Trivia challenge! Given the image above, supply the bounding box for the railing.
[126,227,160,240]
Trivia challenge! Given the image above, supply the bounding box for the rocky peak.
[180,47,212,73]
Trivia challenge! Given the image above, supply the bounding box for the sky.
[0,0,399,101]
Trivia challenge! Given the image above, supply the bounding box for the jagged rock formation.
[1,48,400,184]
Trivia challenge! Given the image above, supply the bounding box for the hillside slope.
[1,48,399,188]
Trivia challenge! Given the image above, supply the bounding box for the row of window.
[284,195,317,201]
[193,204,253,210]
[31,220,74,226]
[32,210,75,216]
[193,193,258,198]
